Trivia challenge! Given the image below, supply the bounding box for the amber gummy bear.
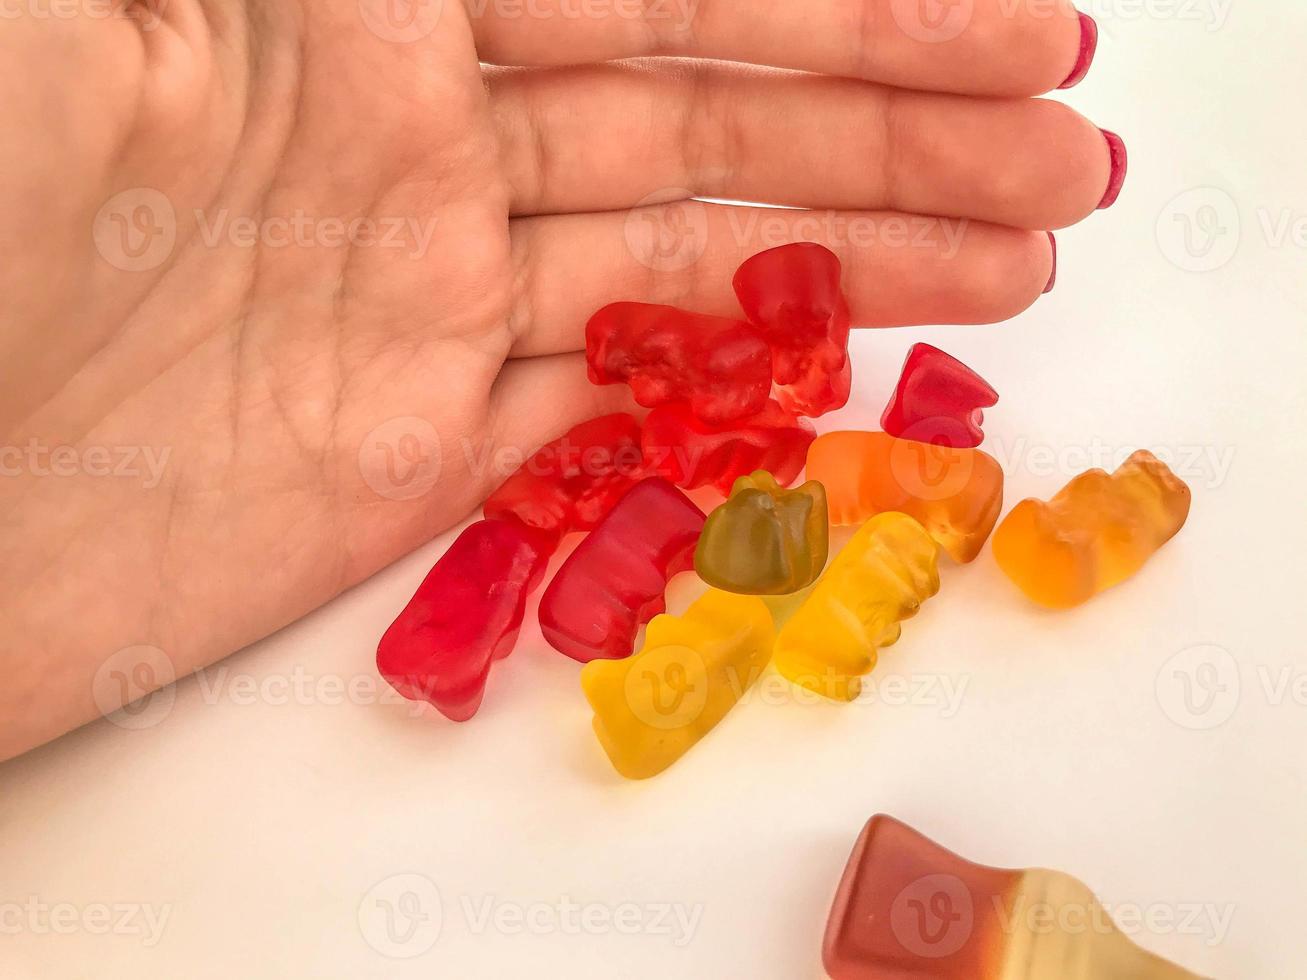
[992,450,1191,609]
[806,431,1004,563]
[824,815,1208,980]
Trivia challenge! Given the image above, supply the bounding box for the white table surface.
[3,5,1305,978]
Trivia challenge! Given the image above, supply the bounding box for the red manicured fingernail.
[1097,130,1127,209]
[1043,232,1057,294]
[1058,12,1099,89]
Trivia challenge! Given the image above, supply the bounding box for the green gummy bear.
[694,471,829,596]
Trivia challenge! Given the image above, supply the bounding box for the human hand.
[0,0,1119,760]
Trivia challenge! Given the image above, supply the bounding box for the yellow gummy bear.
[774,512,940,702]
[581,589,774,779]
[992,450,1192,609]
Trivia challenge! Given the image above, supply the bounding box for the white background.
[3,3,1305,978]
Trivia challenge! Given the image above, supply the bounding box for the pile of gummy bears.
[377,244,1192,780]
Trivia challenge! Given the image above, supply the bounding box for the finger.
[471,0,1091,98]
[507,203,1053,358]
[490,63,1114,228]
[485,352,638,489]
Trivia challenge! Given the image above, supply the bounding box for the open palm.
[0,0,1116,760]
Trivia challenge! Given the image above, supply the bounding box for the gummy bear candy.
[376,519,549,722]
[774,513,939,702]
[824,814,1208,980]
[733,242,852,417]
[695,471,828,596]
[881,343,999,448]
[586,302,773,424]
[539,477,705,663]
[642,400,816,494]
[581,589,774,779]
[483,413,646,553]
[806,431,1003,563]
[992,450,1192,608]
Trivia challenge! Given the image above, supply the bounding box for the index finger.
[469,0,1096,98]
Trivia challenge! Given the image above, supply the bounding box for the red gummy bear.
[881,343,998,449]
[586,302,773,424]
[641,400,816,494]
[483,413,646,552]
[377,519,549,722]
[733,243,852,418]
[538,478,705,663]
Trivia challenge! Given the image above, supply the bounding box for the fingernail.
[1043,233,1057,294]
[1097,130,1127,209]
[1058,12,1099,89]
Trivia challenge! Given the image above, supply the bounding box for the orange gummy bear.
[992,450,1191,609]
[806,431,1004,563]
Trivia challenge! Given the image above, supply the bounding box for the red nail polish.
[1098,130,1128,209]
[1043,232,1057,294]
[1058,12,1099,89]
